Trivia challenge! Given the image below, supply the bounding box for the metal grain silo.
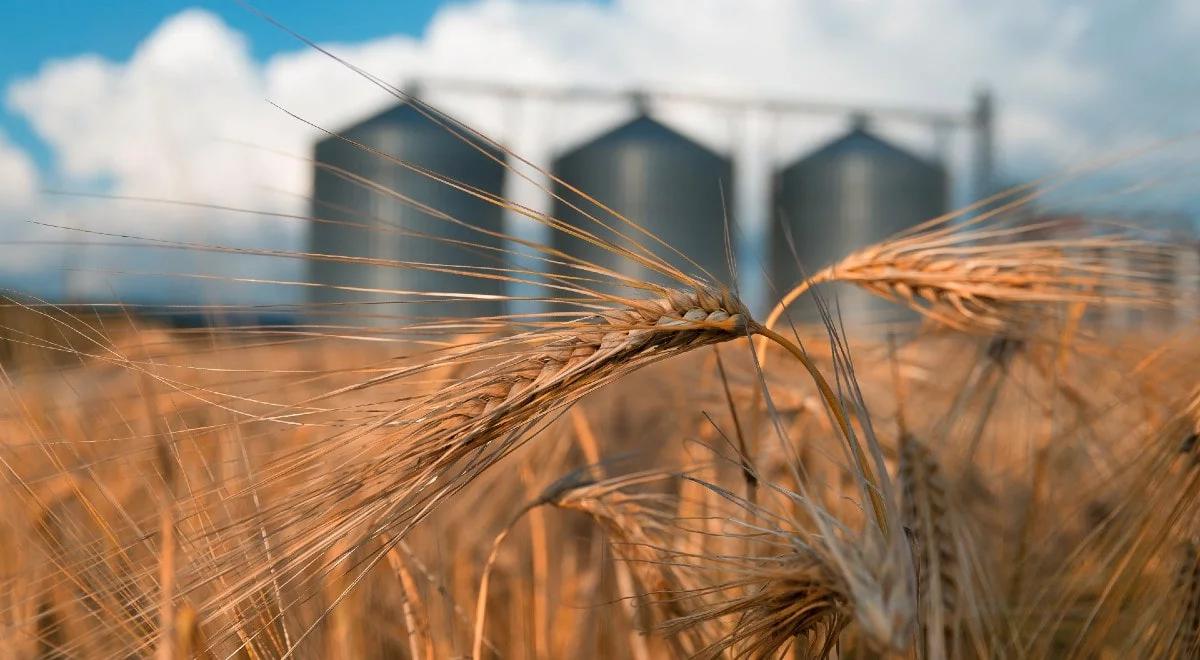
[550,112,735,298]
[308,102,506,322]
[771,117,947,327]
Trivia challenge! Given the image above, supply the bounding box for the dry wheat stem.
[662,552,848,659]
[752,325,889,536]
[187,286,776,650]
[1171,542,1200,657]
[899,434,958,660]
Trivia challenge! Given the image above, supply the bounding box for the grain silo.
[1104,239,1194,331]
[308,102,506,322]
[771,116,947,326]
[549,111,735,298]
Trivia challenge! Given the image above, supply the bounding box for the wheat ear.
[899,434,959,660]
[760,220,1171,358]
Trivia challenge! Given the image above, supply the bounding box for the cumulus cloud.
[0,130,44,279]
[4,10,420,300]
[0,130,37,210]
[3,0,1197,302]
[11,11,320,234]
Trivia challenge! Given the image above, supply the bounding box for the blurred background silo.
[1103,240,1191,331]
[549,107,735,298]
[771,115,947,327]
[309,101,507,323]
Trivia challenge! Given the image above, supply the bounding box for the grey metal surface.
[549,114,736,299]
[771,120,947,327]
[308,103,507,323]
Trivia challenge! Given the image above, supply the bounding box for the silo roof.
[560,114,725,159]
[315,102,433,149]
[787,125,941,172]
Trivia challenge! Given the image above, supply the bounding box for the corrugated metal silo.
[550,113,735,297]
[309,102,506,322]
[772,117,947,326]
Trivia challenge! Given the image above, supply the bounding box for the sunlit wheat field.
[3,5,1200,659]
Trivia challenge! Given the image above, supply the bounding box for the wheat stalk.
[761,219,1172,350]
[549,471,718,657]
[1170,541,1200,657]
[899,433,959,660]
[186,284,866,655]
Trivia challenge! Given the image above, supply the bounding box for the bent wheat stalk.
[759,217,1172,368]
[185,283,872,654]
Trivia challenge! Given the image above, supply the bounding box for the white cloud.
[10,11,296,230]
[0,129,42,276]
[2,0,1197,301]
[0,130,36,210]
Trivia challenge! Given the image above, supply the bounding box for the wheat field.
[3,27,1200,660]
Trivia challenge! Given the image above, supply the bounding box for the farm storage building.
[549,114,735,298]
[308,103,507,322]
[771,118,947,327]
